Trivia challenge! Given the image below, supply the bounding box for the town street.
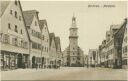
[1,67,127,80]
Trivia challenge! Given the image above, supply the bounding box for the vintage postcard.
[0,0,127,81]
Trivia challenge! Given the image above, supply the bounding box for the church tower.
[63,14,84,67]
[69,15,79,66]
[69,15,78,49]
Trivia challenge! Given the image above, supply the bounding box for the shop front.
[0,50,29,71]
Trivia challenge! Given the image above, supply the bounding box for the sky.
[21,1,127,55]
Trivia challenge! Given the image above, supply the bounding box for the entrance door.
[32,56,36,68]
[17,54,22,68]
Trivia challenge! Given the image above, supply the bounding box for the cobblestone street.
[1,67,127,80]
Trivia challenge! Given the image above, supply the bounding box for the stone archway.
[17,54,23,68]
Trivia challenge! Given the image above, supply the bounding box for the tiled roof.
[23,10,39,26]
[0,1,10,17]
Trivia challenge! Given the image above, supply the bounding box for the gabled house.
[0,0,30,70]
[114,18,127,69]
[39,19,50,68]
[88,49,98,67]
[23,10,42,68]
[55,37,62,66]
[122,18,127,69]
[99,19,127,69]
[49,33,57,68]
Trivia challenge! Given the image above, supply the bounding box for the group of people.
[32,63,60,70]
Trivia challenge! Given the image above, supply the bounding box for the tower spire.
[72,13,76,22]
[72,13,76,28]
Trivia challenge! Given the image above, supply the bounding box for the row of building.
[0,0,62,70]
[85,18,127,69]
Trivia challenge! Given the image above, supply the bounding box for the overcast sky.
[21,1,127,55]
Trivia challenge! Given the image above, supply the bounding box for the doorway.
[17,54,23,68]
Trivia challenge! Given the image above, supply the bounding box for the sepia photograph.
[0,0,127,81]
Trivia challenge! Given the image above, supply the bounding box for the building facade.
[0,1,29,70]
[105,25,120,68]
[114,19,127,69]
[55,37,62,67]
[39,20,50,68]
[88,49,99,67]
[99,18,127,69]
[49,33,57,68]
[23,10,42,68]
[122,19,127,69]
[0,1,62,70]
[84,55,89,67]
[99,40,107,68]
[62,47,70,66]
[63,16,84,67]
